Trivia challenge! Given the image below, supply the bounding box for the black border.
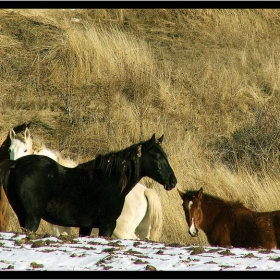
[0,270,278,278]
[1,1,280,10]
[0,2,279,278]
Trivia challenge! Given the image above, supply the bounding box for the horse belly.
[231,213,277,249]
[44,198,98,228]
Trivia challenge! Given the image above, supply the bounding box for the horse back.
[229,208,278,249]
[207,206,276,248]
[6,155,66,203]
[13,155,89,196]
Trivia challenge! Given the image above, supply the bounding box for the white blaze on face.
[187,200,197,236]
[189,217,197,236]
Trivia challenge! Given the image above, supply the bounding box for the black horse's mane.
[77,139,152,192]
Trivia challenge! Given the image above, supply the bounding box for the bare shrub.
[210,104,280,173]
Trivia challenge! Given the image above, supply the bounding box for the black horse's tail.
[0,159,15,198]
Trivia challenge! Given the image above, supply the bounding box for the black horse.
[0,133,177,237]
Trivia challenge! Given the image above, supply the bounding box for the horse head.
[0,122,30,162]
[139,133,177,191]
[178,187,203,237]
[9,127,33,160]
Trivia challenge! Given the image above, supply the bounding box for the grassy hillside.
[2,9,280,246]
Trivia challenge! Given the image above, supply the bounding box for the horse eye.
[8,149,11,153]
[149,151,160,159]
[24,149,27,152]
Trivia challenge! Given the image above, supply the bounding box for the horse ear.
[197,187,203,199]
[177,188,185,199]
[150,133,156,143]
[9,129,16,141]
[24,128,31,140]
[157,134,164,144]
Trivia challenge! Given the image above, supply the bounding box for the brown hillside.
[2,9,280,246]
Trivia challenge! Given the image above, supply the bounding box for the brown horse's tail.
[0,189,10,231]
[0,159,15,193]
[0,159,15,232]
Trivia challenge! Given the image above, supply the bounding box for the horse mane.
[11,133,25,143]
[184,190,244,208]
[78,142,145,193]
[32,138,46,152]
[204,193,244,208]
[32,139,77,167]
[56,153,77,167]
[96,143,140,172]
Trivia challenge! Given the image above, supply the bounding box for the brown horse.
[0,122,30,231]
[178,187,280,249]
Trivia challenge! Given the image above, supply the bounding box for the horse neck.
[199,195,228,234]
[80,151,142,195]
[101,154,141,194]
[34,147,58,161]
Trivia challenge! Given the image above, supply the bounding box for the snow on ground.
[0,231,279,278]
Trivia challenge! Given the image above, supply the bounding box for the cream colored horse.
[9,128,163,241]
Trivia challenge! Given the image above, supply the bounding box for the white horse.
[9,127,163,241]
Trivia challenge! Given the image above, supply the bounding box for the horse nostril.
[188,229,198,237]
[170,176,177,186]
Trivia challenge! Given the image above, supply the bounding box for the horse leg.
[0,212,7,232]
[24,213,41,233]
[7,193,42,233]
[79,227,92,237]
[112,228,139,240]
[98,220,116,237]
[5,192,28,231]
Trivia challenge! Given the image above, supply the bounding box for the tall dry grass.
[2,9,280,246]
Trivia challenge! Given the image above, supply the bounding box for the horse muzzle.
[188,228,198,237]
[164,176,177,190]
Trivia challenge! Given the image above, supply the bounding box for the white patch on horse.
[189,217,197,236]
[188,201,193,210]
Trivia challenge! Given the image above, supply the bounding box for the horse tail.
[0,159,15,231]
[0,189,10,231]
[0,159,15,193]
[143,187,163,242]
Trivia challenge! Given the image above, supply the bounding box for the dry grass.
[2,9,280,246]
